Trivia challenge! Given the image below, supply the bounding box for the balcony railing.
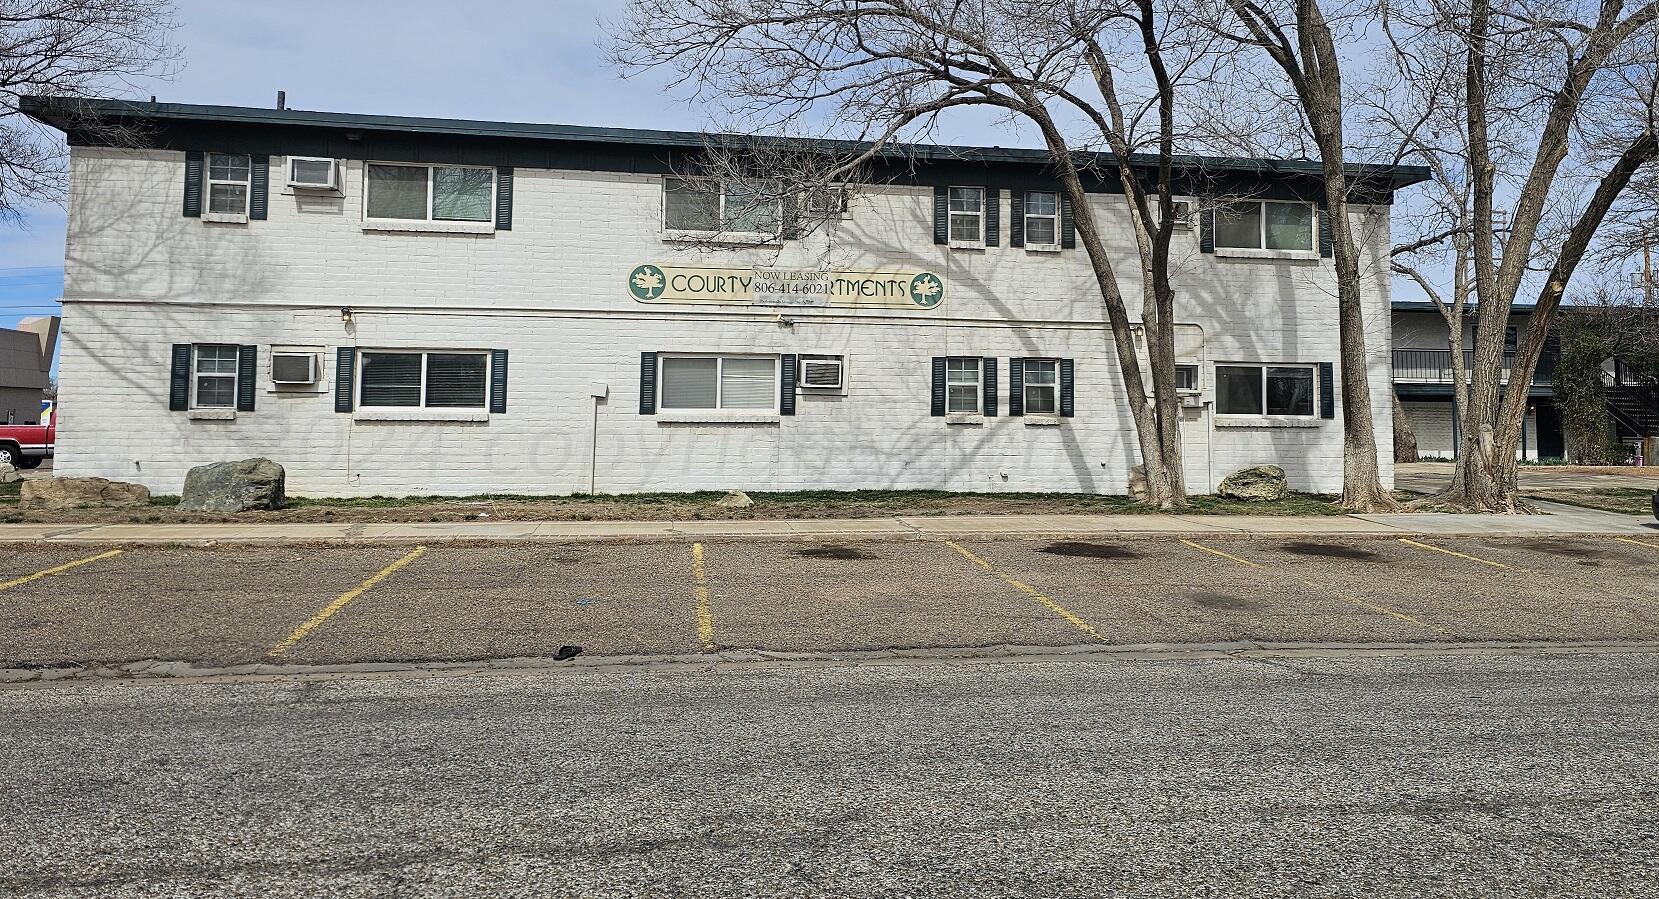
[1392,349,1554,385]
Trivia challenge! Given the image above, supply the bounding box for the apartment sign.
[628,264,944,310]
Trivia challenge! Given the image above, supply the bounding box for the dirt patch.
[1280,542,1382,562]
[1505,539,1616,561]
[796,545,878,561]
[1183,590,1262,611]
[1037,541,1144,560]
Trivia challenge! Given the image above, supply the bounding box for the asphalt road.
[2,649,1657,897]
[4,534,1659,675]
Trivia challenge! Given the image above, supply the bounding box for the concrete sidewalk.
[1,500,1651,544]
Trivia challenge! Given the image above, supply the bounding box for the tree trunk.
[1392,393,1419,463]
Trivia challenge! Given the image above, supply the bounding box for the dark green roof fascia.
[21,96,1431,189]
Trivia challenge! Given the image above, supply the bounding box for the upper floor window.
[1216,363,1316,417]
[193,344,240,408]
[365,163,494,223]
[659,355,778,411]
[948,187,985,244]
[663,177,779,236]
[1175,363,1199,392]
[206,153,251,217]
[359,350,488,409]
[1023,358,1059,413]
[1023,191,1059,248]
[1214,200,1315,252]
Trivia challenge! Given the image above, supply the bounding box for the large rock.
[178,458,286,513]
[1217,464,1289,502]
[715,490,753,509]
[21,477,151,511]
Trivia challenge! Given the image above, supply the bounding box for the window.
[206,153,251,216]
[365,163,494,223]
[1023,359,1059,413]
[1175,364,1199,392]
[193,344,240,408]
[803,184,849,218]
[946,357,982,414]
[359,351,488,409]
[1024,191,1059,247]
[948,187,985,243]
[1213,200,1315,252]
[287,157,338,189]
[659,355,777,411]
[1216,364,1316,417]
[663,178,780,235]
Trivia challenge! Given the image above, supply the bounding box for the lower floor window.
[1023,358,1058,413]
[945,357,982,413]
[193,344,240,408]
[660,355,777,410]
[1216,364,1316,417]
[360,351,488,408]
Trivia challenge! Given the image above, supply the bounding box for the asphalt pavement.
[2,649,1656,898]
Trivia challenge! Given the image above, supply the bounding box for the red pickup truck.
[0,400,53,469]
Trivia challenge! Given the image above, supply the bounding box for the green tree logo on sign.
[909,272,944,308]
[629,264,667,301]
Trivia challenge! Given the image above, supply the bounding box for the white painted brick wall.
[56,147,1398,497]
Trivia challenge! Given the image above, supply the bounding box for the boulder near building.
[24,98,1426,497]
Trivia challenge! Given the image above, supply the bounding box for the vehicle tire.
[0,444,17,467]
[16,456,42,470]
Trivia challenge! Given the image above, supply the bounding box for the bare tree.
[0,0,178,221]
[609,0,1231,508]
[1381,0,1659,509]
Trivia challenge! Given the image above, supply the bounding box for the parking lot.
[3,533,1658,672]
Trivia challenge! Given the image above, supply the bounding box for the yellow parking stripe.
[0,549,123,592]
[1615,537,1659,551]
[1398,538,1511,570]
[692,542,716,652]
[267,546,426,658]
[944,540,1106,642]
[1182,538,1450,636]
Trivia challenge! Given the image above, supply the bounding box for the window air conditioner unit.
[271,352,319,384]
[798,355,844,389]
[1169,200,1195,229]
[286,156,339,190]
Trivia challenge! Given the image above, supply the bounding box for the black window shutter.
[1009,192,1025,248]
[1060,193,1076,249]
[1199,205,1215,253]
[1008,357,1025,416]
[984,187,1000,246]
[169,344,193,411]
[236,345,257,411]
[1060,358,1076,417]
[490,349,509,414]
[495,167,514,230]
[182,151,204,218]
[982,357,998,416]
[1319,362,1336,419]
[932,186,948,245]
[639,352,658,415]
[1318,205,1334,258]
[335,347,355,413]
[249,156,269,220]
[780,354,798,415]
[930,357,947,416]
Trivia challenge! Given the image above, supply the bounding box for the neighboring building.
[1392,302,1659,461]
[0,316,58,426]
[24,97,1426,497]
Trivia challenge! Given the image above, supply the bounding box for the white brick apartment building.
[24,97,1427,498]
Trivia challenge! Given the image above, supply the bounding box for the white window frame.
[1022,190,1061,250]
[203,152,252,222]
[1212,199,1318,257]
[796,353,846,391]
[1022,358,1060,415]
[802,184,850,219]
[947,186,986,247]
[286,156,339,190]
[657,353,780,413]
[661,177,783,242]
[1214,363,1318,419]
[1175,363,1200,393]
[191,344,240,409]
[945,356,983,415]
[362,162,497,231]
[356,349,491,412]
